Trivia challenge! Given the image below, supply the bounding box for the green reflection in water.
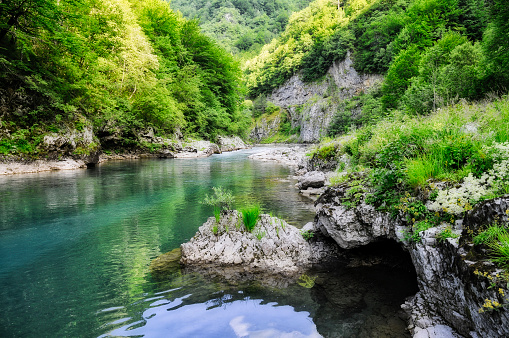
[0,148,315,337]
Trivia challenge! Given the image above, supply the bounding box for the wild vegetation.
[169,0,313,59]
[312,97,509,280]
[0,0,249,157]
[245,0,509,131]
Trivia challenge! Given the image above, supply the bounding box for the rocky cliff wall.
[313,186,509,338]
[264,52,382,143]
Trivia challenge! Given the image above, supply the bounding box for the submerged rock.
[150,248,182,280]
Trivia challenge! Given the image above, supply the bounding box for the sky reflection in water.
[105,291,320,338]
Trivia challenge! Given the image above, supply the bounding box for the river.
[0,147,416,337]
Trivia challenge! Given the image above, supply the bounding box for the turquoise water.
[0,147,416,337]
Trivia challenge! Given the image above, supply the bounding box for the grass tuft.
[241,205,261,232]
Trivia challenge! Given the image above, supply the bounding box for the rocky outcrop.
[313,186,509,337]
[267,52,382,143]
[249,114,282,143]
[42,125,101,165]
[296,171,325,190]
[181,211,314,277]
[175,137,248,158]
[217,135,248,152]
[0,158,89,174]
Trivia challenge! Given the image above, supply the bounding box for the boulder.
[297,171,326,190]
[217,135,248,152]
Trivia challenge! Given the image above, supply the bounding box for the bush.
[203,186,235,211]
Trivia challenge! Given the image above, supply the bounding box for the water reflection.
[104,294,321,338]
[0,147,315,337]
[0,147,416,338]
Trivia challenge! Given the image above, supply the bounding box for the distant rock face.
[267,52,383,143]
[181,211,313,277]
[313,186,509,338]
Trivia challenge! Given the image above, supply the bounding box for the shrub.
[241,205,261,232]
[203,186,235,211]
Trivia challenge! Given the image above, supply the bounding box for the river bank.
[0,135,249,175]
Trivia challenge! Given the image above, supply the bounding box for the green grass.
[474,225,509,269]
[240,205,261,232]
[473,225,507,245]
[213,206,221,224]
[489,231,509,268]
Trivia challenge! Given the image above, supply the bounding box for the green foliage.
[489,231,509,268]
[333,97,509,219]
[203,186,235,211]
[297,274,316,288]
[254,229,267,240]
[244,0,508,128]
[213,206,221,224]
[474,225,507,245]
[241,204,261,232]
[473,223,509,269]
[436,226,460,242]
[307,142,338,160]
[481,0,509,91]
[0,0,248,156]
[300,229,315,240]
[244,0,351,97]
[341,177,368,208]
[212,225,219,235]
[404,220,434,242]
[170,0,312,57]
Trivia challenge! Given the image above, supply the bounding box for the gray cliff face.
[313,186,509,338]
[266,52,382,143]
[249,115,282,143]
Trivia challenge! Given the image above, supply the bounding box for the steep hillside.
[0,0,249,158]
[169,0,313,58]
[245,0,508,142]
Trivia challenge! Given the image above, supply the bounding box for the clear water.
[0,147,416,337]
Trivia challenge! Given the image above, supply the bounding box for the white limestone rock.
[180,211,313,277]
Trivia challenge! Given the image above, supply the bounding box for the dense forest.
[0,0,249,156]
[1,0,508,157]
[245,0,509,130]
[169,0,312,59]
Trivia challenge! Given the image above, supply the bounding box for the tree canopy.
[0,0,248,156]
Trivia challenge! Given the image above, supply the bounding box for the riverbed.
[0,147,416,337]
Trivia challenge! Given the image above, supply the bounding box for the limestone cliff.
[252,52,382,143]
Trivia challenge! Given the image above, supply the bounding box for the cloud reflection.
[106,297,321,338]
